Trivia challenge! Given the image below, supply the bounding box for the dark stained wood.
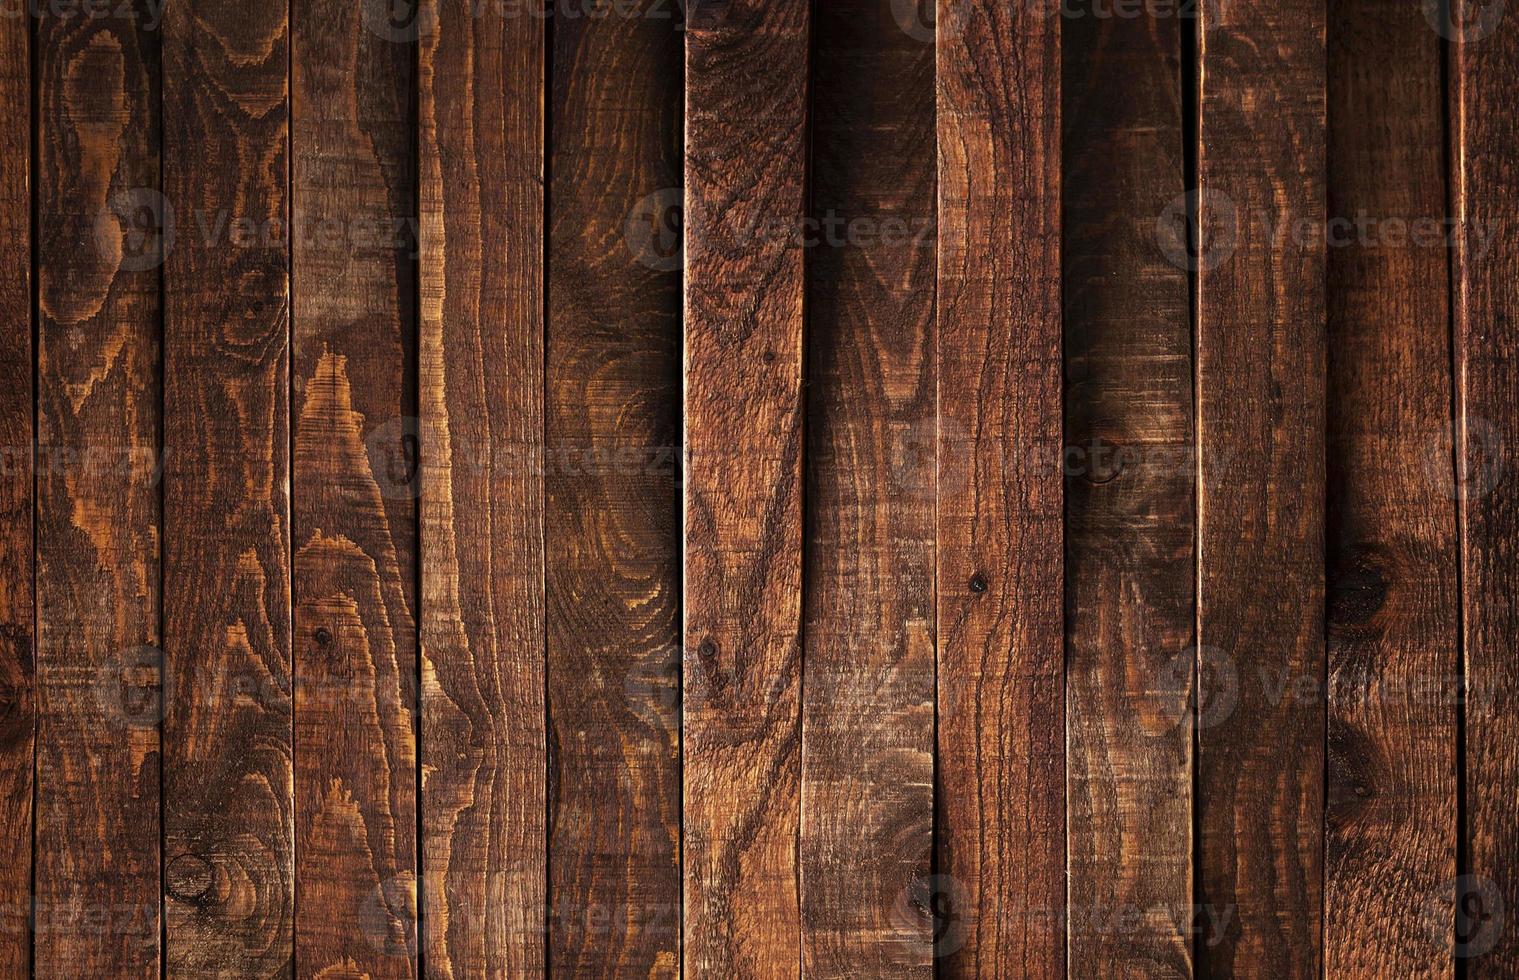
[0,9,28,974]
[1324,0,1457,974]
[161,0,293,973]
[800,0,935,973]
[418,0,546,975]
[683,0,808,974]
[935,0,1063,975]
[1195,0,1326,973]
[1061,0,1194,974]
[291,1,417,976]
[33,4,161,976]
[1451,4,1519,973]
[546,3,681,977]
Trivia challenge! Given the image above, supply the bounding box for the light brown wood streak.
[418,0,547,975]
[935,0,1064,975]
[161,0,294,974]
[34,3,161,976]
[683,0,808,975]
[292,0,418,974]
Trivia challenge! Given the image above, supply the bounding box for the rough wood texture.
[291,1,417,976]
[1325,0,1457,974]
[801,0,935,974]
[161,0,293,974]
[1195,0,1326,973]
[683,0,808,974]
[1061,0,1194,974]
[418,0,546,975]
[935,0,1063,975]
[0,10,29,974]
[547,4,681,977]
[1451,5,1519,973]
[34,5,161,976]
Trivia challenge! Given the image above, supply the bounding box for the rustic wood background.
[0,0,1511,976]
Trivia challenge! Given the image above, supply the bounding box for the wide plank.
[418,0,547,974]
[34,4,161,976]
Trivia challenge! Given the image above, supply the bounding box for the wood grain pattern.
[1451,4,1519,973]
[418,0,546,975]
[683,0,808,974]
[291,1,417,976]
[1325,0,1457,974]
[34,5,161,976]
[1061,0,1194,974]
[935,0,1063,975]
[0,9,29,974]
[546,4,681,977]
[162,0,293,974]
[801,0,935,974]
[1195,0,1326,972]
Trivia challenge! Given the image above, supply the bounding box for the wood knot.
[968,573,988,595]
[1328,546,1390,634]
[166,853,215,903]
[313,627,334,648]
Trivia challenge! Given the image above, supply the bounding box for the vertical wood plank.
[935,0,1063,975]
[1195,0,1326,972]
[291,1,417,976]
[0,7,29,973]
[683,0,808,974]
[162,0,293,973]
[418,0,546,974]
[546,2,681,976]
[1451,2,1519,972]
[801,0,935,974]
[34,3,161,975]
[1061,0,1193,973]
[1324,0,1457,973]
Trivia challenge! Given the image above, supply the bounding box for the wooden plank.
[546,3,681,976]
[1061,0,1193,973]
[291,1,417,976]
[1324,0,1457,973]
[34,4,161,975]
[682,0,807,974]
[0,8,28,973]
[800,0,935,974]
[1450,2,1519,971]
[161,0,293,973]
[1194,0,1326,972]
[417,0,546,975]
[935,0,1063,974]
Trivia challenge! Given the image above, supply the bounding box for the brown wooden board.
[683,0,808,974]
[1061,0,1194,974]
[546,2,682,976]
[1450,1,1519,972]
[801,0,936,974]
[161,0,294,973]
[1325,0,1458,973]
[0,8,28,974]
[291,0,418,975]
[33,3,161,975]
[417,0,547,975]
[935,0,1064,975]
[1194,0,1326,973]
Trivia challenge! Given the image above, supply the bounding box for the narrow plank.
[418,0,546,974]
[34,4,161,975]
[683,0,808,974]
[546,3,681,976]
[1061,0,1193,973]
[935,0,1063,973]
[800,0,935,973]
[1194,0,1326,972]
[0,8,29,973]
[1324,0,1457,973]
[1451,3,1519,972]
[291,1,417,976]
[161,0,293,973]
